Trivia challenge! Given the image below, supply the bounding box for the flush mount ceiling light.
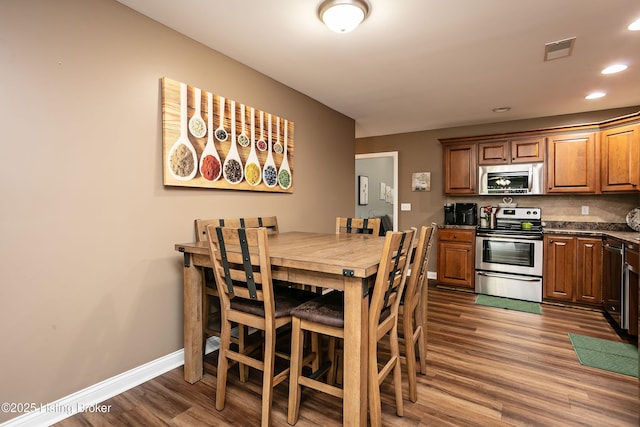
[602,64,628,74]
[318,0,370,33]
[585,91,606,100]
[629,17,640,31]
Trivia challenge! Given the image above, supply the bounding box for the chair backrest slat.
[336,217,381,236]
[195,216,279,242]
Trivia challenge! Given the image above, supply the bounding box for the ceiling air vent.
[544,37,576,61]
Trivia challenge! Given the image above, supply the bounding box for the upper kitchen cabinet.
[440,111,639,196]
[547,132,598,194]
[443,143,477,194]
[600,124,640,193]
[478,137,545,165]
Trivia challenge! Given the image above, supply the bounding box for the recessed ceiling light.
[629,17,640,31]
[585,92,606,100]
[602,64,628,74]
[492,107,511,113]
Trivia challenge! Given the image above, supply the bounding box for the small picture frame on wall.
[412,172,431,191]
[358,175,369,205]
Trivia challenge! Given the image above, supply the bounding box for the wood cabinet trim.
[439,111,639,145]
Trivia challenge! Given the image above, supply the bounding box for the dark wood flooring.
[55,286,639,426]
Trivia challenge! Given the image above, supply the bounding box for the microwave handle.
[528,167,533,192]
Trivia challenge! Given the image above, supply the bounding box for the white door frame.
[355,151,398,231]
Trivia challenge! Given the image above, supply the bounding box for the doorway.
[355,152,398,232]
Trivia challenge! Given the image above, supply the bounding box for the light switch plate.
[401,203,411,211]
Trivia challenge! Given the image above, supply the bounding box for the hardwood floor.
[55,286,639,426]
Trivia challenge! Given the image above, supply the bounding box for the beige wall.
[0,0,355,421]
[357,107,640,270]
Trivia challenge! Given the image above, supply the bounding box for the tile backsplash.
[449,194,640,224]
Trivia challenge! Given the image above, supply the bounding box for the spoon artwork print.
[162,78,295,192]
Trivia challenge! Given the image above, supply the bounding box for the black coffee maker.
[444,203,478,225]
[444,203,456,225]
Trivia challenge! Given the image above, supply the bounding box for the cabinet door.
[478,140,509,165]
[600,124,640,192]
[576,237,602,304]
[437,241,474,288]
[547,133,597,193]
[511,137,544,163]
[443,143,477,194]
[544,235,575,300]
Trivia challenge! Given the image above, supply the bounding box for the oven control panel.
[495,207,541,220]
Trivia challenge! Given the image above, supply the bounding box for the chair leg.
[326,336,337,385]
[416,314,427,375]
[238,324,249,382]
[261,328,276,427]
[287,317,304,425]
[403,312,418,403]
[216,319,232,411]
[310,332,320,372]
[390,326,404,417]
[368,338,383,427]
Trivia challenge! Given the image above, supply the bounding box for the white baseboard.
[1,337,221,427]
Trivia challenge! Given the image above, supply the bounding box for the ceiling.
[117,0,640,138]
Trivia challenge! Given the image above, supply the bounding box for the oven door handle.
[477,271,542,282]
[477,233,542,241]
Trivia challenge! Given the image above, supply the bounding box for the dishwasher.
[602,237,624,329]
[624,242,638,336]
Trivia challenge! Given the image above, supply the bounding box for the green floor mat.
[568,333,638,377]
[474,294,541,314]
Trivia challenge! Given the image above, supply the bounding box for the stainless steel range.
[475,207,543,302]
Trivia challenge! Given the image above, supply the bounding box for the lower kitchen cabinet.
[437,228,475,288]
[544,234,602,306]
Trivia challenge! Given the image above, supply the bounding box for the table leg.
[342,277,368,426]
[183,259,203,383]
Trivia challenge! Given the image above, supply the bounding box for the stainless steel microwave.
[479,163,544,195]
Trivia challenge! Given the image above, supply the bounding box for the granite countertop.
[542,221,640,244]
[438,224,477,230]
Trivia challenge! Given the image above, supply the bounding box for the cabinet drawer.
[439,229,475,243]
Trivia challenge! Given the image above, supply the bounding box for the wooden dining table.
[174,231,386,427]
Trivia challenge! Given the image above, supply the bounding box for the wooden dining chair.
[287,228,416,426]
[399,223,436,402]
[206,225,315,427]
[335,217,381,236]
[195,216,279,381]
